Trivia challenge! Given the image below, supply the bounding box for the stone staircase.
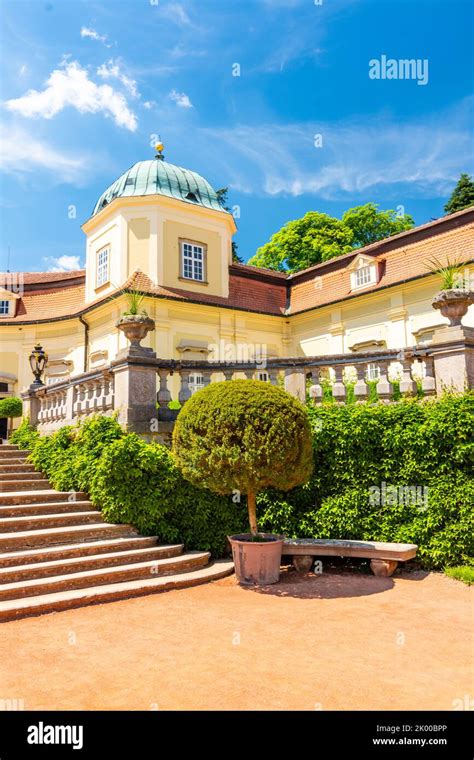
[0,445,234,622]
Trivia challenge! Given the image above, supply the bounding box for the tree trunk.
[247,491,258,535]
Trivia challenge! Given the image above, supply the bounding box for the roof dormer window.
[0,300,11,316]
[348,254,380,292]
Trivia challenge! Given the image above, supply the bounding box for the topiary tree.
[0,397,23,438]
[172,380,314,535]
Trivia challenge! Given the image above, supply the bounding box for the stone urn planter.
[116,314,155,356]
[228,533,284,585]
[432,289,474,327]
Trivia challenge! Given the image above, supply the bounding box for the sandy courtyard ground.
[0,568,472,711]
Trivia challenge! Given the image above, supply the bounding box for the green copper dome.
[92,158,225,216]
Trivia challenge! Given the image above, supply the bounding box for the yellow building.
[1,149,473,435]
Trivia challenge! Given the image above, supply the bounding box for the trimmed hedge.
[11,393,474,567]
[257,394,474,568]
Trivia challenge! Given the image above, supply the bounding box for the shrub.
[172,380,313,534]
[257,393,474,568]
[10,417,40,449]
[28,415,124,492]
[0,397,22,418]
[90,434,247,555]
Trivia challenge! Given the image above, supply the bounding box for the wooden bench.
[283,538,418,577]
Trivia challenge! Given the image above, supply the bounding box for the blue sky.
[0,0,473,272]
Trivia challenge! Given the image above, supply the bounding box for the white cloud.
[160,3,192,26]
[5,60,138,131]
[97,60,138,98]
[143,100,155,110]
[0,124,88,184]
[18,64,28,77]
[169,89,193,108]
[201,99,474,200]
[44,255,82,272]
[80,27,109,45]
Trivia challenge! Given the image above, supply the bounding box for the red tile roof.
[1,206,472,323]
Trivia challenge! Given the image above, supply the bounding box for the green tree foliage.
[0,397,22,418]
[444,173,474,214]
[172,380,314,534]
[249,211,353,273]
[216,187,243,263]
[342,203,414,248]
[248,204,414,273]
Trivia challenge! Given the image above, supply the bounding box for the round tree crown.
[172,380,313,496]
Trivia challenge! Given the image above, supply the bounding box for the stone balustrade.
[21,323,474,440]
[26,370,115,433]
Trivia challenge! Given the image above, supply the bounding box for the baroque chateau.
[1,149,473,428]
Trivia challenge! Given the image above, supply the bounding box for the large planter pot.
[116,314,155,348]
[432,289,474,327]
[228,533,283,585]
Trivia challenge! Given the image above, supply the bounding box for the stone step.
[0,490,88,506]
[0,510,104,533]
[0,472,44,482]
[0,535,162,567]
[0,480,51,492]
[0,544,184,582]
[0,457,30,465]
[0,500,94,518]
[0,551,211,601]
[0,560,234,621]
[0,450,28,460]
[0,464,37,473]
[0,445,20,451]
[0,522,137,552]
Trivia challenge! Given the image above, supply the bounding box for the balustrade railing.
[23,345,447,435]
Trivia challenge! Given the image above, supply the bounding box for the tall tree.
[216,187,243,263]
[444,173,474,214]
[248,212,354,273]
[342,203,414,248]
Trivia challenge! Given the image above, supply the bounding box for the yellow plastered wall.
[162,220,225,297]
[128,218,150,275]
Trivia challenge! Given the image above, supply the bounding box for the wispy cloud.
[169,89,193,108]
[44,255,82,272]
[5,59,138,131]
[80,26,110,46]
[0,124,88,184]
[159,3,192,27]
[97,59,138,98]
[201,99,474,200]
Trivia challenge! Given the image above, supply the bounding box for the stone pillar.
[21,390,41,427]
[111,358,158,434]
[428,325,474,394]
[284,368,306,402]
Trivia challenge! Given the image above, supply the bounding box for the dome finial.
[154,137,165,161]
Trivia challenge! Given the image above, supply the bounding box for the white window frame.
[0,300,10,317]
[96,247,110,289]
[180,240,206,283]
[255,371,269,382]
[366,363,381,382]
[189,373,204,395]
[355,265,374,288]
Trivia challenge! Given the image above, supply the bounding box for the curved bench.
[283,538,418,577]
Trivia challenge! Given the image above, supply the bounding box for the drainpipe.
[79,315,89,372]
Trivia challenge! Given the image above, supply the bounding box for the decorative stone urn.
[432,289,474,327]
[116,314,156,358]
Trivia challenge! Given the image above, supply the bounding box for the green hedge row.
[12,416,246,556]
[12,392,474,568]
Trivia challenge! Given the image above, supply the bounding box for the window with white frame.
[181,241,205,282]
[355,265,374,288]
[256,371,269,382]
[0,300,10,316]
[189,373,204,394]
[366,363,380,381]
[96,248,110,288]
